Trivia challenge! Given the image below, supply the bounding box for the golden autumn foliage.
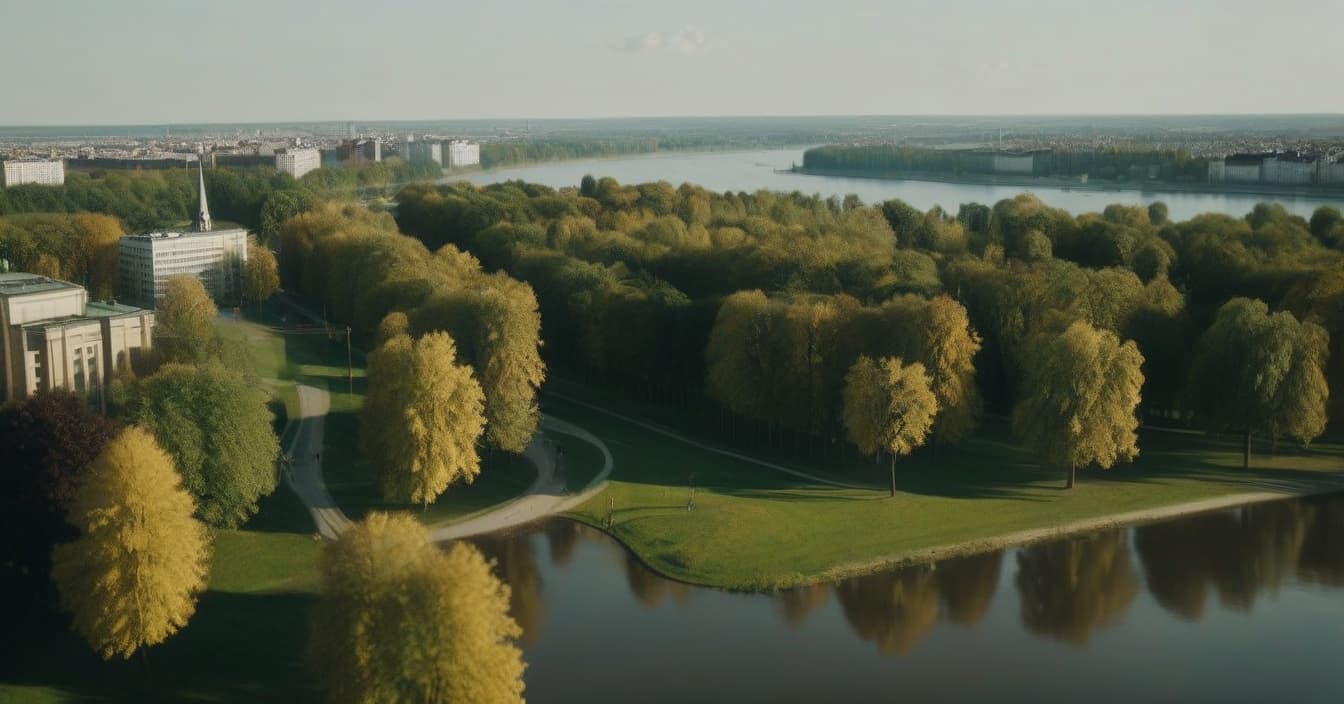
[242,240,280,304]
[51,426,210,660]
[362,331,486,507]
[1013,321,1145,487]
[842,355,938,495]
[308,513,525,704]
[154,274,220,365]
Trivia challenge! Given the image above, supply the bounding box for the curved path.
[546,391,878,491]
[283,383,612,541]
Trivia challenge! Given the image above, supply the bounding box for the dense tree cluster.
[279,202,545,454]
[0,213,123,297]
[394,175,1339,475]
[804,144,1215,184]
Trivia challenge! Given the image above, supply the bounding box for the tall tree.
[842,356,938,496]
[242,241,280,305]
[1187,298,1329,468]
[1013,321,1145,488]
[51,426,210,660]
[154,274,220,365]
[362,331,486,507]
[129,363,280,527]
[308,513,525,704]
[0,391,121,626]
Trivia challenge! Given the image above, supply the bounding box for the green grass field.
[553,394,1344,590]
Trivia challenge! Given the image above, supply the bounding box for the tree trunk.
[1244,429,1252,470]
[1065,463,1075,489]
[890,455,897,497]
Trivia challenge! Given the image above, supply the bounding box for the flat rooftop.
[122,226,248,241]
[0,272,81,297]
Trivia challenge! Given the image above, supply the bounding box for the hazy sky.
[1,0,1341,124]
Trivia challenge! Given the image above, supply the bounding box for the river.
[478,493,1343,702]
[459,148,1344,222]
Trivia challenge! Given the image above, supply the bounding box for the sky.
[1,0,1341,125]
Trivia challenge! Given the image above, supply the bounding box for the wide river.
[461,147,1344,221]
[480,493,1344,703]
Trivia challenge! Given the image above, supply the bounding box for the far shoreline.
[790,166,1344,204]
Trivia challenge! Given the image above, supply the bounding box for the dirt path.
[282,383,613,541]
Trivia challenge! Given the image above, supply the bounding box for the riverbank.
[791,166,1344,202]
[548,393,1344,591]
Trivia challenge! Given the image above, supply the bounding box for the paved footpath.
[283,383,612,541]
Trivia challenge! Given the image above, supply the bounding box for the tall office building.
[0,273,154,404]
[445,140,480,168]
[2,159,65,186]
[118,163,248,307]
[276,148,321,179]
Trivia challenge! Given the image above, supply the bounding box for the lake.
[479,492,1344,702]
[459,148,1344,222]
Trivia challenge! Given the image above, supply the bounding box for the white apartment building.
[276,148,321,179]
[445,140,480,168]
[0,272,154,403]
[118,229,248,307]
[2,159,65,186]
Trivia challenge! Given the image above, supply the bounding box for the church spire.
[195,158,212,232]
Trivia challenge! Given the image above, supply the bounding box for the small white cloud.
[612,28,706,54]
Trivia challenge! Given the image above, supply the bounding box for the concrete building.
[1222,153,1270,184]
[117,163,248,307]
[406,140,443,167]
[992,152,1035,175]
[445,140,480,168]
[1263,152,1318,185]
[337,139,381,165]
[276,148,321,179]
[0,272,154,404]
[2,159,65,186]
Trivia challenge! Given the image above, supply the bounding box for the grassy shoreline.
[546,393,1344,591]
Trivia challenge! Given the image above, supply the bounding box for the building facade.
[118,162,248,308]
[276,148,321,179]
[2,159,65,186]
[118,229,248,307]
[0,273,154,404]
[445,140,480,168]
[406,140,443,166]
[337,139,382,165]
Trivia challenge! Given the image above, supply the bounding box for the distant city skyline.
[2,0,1342,125]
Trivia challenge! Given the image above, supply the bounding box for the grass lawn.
[551,393,1344,590]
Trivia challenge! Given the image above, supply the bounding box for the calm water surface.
[458,148,1344,221]
[476,493,1344,703]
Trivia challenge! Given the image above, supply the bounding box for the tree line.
[393,176,1340,484]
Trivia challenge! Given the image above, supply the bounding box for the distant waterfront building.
[992,152,1035,175]
[337,139,382,165]
[406,140,443,167]
[1263,152,1318,185]
[276,148,321,179]
[1221,153,1271,184]
[2,159,65,186]
[0,272,154,404]
[117,163,248,307]
[445,140,480,168]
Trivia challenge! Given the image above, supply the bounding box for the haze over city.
[3,0,1343,124]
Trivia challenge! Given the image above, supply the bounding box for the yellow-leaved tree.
[51,426,210,659]
[154,274,220,365]
[362,330,486,507]
[1013,321,1146,488]
[308,513,525,703]
[842,356,939,497]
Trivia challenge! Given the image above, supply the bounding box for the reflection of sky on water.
[474,493,1344,702]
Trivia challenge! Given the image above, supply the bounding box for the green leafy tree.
[842,356,938,496]
[130,363,279,527]
[154,274,220,365]
[1187,298,1330,468]
[362,331,487,507]
[51,426,210,660]
[1013,321,1145,488]
[308,513,525,703]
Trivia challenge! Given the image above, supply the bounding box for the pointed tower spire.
[195,158,212,232]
